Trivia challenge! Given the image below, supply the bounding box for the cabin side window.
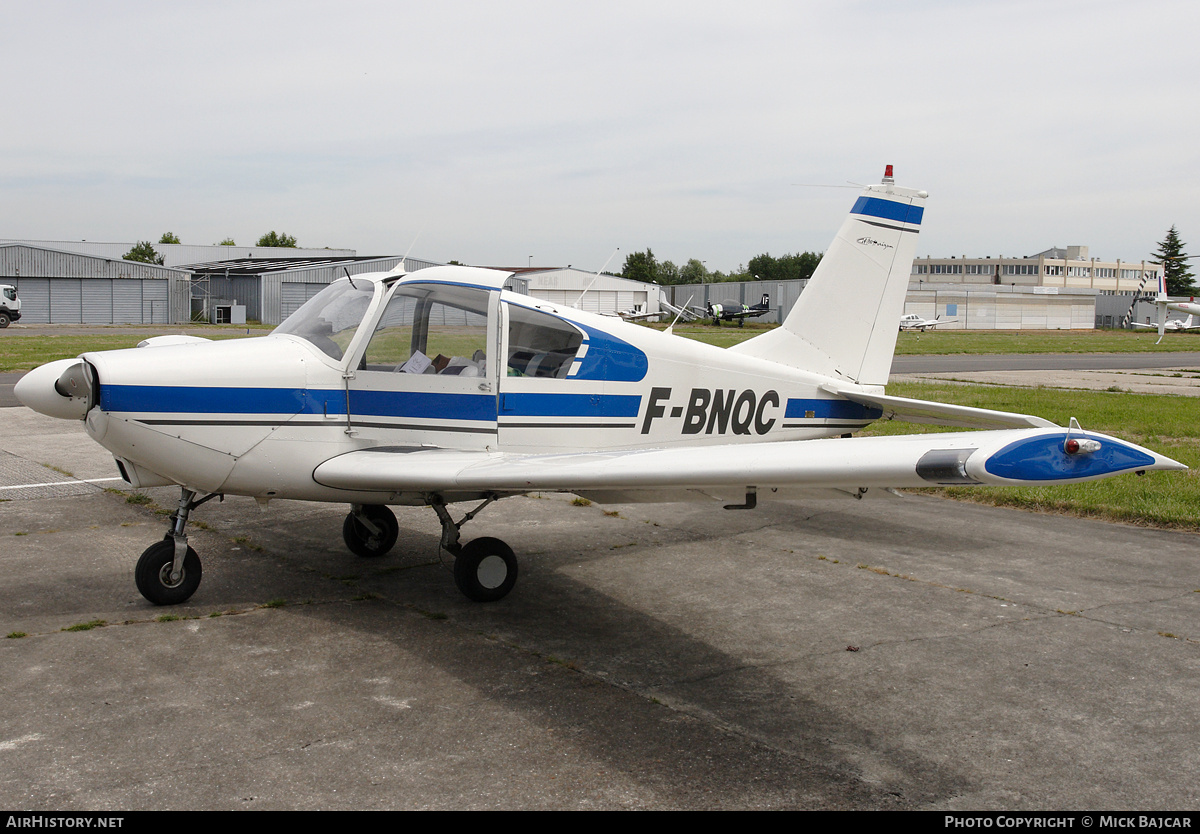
[363,284,490,376]
[506,304,583,379]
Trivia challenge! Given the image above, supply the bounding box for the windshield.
[273,279,377,360]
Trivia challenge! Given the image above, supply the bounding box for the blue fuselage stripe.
[784,399,882,420]
[851,196,923,226]
[500,392,642,418]
[350,390,496,421]
[100,385,498,422]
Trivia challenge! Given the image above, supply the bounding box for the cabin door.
[346,283,499,449]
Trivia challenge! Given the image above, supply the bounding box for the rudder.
[731,166,926,386]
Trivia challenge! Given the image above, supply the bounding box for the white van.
[0,284,20,327]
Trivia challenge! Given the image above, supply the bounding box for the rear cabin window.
[506,304,583,378]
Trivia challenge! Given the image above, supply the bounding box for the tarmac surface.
[1,348,1198,809]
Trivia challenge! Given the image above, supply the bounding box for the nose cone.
[15,358,93,420]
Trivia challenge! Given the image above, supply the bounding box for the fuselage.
[18,267,880,505]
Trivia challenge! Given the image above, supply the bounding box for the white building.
[911,246,1160,293]
[503,268,663,317]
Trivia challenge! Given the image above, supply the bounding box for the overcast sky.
[3,1,1197,273]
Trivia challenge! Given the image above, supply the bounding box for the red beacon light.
[1064,437,1102,455]
[883,164,894,181]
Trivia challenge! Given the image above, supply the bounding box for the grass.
[62,619,107,632]
[0,328,267,372]
[864,381,1200,530]
[636,321,774,348]
[8,319,1197,374]
[644,322,1200,355]
[893,329,1200,356]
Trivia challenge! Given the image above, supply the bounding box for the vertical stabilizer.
[1156,269,1168,342]
[731,167,926,386]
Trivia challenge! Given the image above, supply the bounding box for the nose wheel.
[135,540,202,605]
[134,488,219,605]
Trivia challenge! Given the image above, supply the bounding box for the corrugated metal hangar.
[509,268,663,318]
[0,243,189,324]
[189,256,440,325]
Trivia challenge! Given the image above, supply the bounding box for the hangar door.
[11,278,170,324]
[281,282,327,323]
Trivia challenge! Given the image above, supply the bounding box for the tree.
[257,231,298,248]
[122,241,164,265]
[747,251,822,283]
[1151,226,1195,296]
[621,249,659,284]
[158,232,181,245]
[217,237,236,246]
[679,259,709,285]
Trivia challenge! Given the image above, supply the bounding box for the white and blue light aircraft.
[15,167,1185,606]
[1133,313,1198,333]
[1150,271,1200,340]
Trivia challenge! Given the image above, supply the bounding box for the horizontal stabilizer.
[824,386,1057,429]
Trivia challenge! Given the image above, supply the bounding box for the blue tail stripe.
[851,196,923,226]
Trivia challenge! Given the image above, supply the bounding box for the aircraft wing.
[824,386,1057,429]
[312,427,1181,496]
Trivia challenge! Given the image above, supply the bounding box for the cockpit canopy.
[273,275,642,383]
[272,279,374,361]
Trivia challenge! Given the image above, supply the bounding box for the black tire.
[453,537,517,602]
[342,505,398,558]
[135,540,202,605]
[0,312,9,329]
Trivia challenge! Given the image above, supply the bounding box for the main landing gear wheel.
[135,540,202,606]
[343,504,399,558]
[453,537,518,603]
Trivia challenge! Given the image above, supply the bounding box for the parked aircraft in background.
[15,167,1184,607]
[1151,272,1200,341]
[899,313,956,331]
[707,293,771,326]
[613,304,661,322]
[1133,314,1198,333]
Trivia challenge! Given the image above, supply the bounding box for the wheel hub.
[476,554,508,589]
[157,563,187,589]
